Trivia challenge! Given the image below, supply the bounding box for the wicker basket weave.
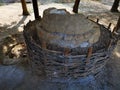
[23,20,117,79]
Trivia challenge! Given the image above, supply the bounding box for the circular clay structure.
[36,8,101,48]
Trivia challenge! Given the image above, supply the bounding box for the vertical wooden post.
[86,47,93,64]
[85,47,93,71]
[32,0,40,19]
[73,0,81,13]
[64,48,70,76]
[96,18,99,23]
[113,16,120,33]
[116,16,120,33]
[108,23,112,30]
[64,48,70,56]
[111,0,120,12]
[20,0,29,16]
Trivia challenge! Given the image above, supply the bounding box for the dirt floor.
[0,0,120,90]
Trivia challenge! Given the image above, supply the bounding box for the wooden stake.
[73,0,81,13]
[85,47,93,71]
[39,31,43,38]
[108,23,112,30]
[39,31,46,49]
[96,18,99,23]
[64,48,70,75]
[64,48,70,56]
[113,16,120,33]
[112,26,116,33]
[86,47,93,64]
[41,41,47,49]
[32,0,40,20]
[20,0,29,16]
[116,16,120,33]
[107,40,112,50]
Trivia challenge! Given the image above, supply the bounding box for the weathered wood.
[64,48,70,76]
[85,47,93,71]
[20,0,29,16]
[112,16,120,33]
[86,47,93,64]
[96,18,99,23]
[111,0,120,12]
[115,16,120,33]
[108,23,112,30]
[73,0,81,13]
[32,0,40,19]
[41,41,47,49]
[64,48,70,56]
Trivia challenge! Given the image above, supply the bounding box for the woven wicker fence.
[23,20,118,79]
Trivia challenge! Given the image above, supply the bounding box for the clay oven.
[23,8,117,79]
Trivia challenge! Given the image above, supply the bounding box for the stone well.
[23,8,117,79]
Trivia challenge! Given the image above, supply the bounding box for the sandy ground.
[0,0,120,90]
